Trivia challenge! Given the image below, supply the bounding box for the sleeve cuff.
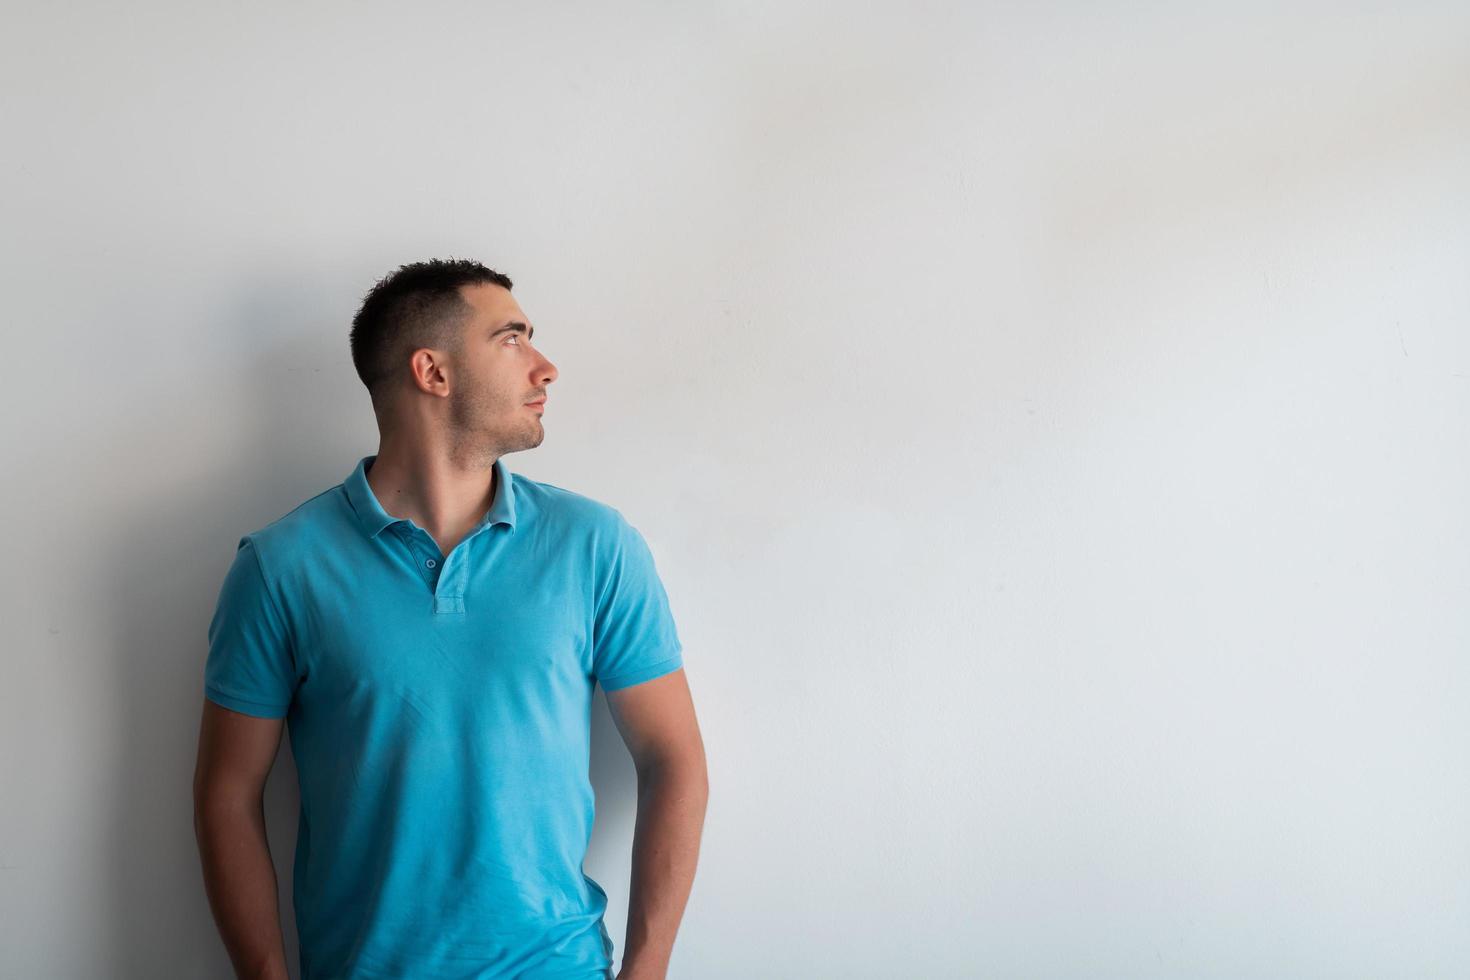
[204,685,290,719]
[598,651,684,691]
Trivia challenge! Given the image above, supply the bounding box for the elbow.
[636,751,709,804]
[192,779,266,840]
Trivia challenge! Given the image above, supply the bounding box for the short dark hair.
[349,257,514,406]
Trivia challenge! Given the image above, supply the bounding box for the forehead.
[459,281,526,326]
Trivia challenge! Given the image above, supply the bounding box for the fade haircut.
[349,257,514,408]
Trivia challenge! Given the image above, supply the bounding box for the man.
[192,259,708,980]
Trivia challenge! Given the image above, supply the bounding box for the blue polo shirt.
[203,454,684,979]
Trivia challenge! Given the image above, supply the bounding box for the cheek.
[468,361,517,407]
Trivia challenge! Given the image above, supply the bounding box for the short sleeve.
[592,516,684,691]
[204,535,298,718]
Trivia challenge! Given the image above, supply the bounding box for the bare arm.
[604,668,709,980]
[192,698,292,980]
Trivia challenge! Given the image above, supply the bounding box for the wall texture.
[2,2,1467,977]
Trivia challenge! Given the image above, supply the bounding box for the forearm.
[619,761,708,980]
[194,797,291,980]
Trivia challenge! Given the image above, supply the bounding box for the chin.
[518,425,545,450]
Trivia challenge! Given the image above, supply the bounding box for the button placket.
[389,518,501,614]
[395,523,443,589]
[430,521,498,615]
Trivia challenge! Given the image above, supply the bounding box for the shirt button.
[426,558,437,568]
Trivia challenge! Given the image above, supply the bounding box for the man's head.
[349,258,557,460]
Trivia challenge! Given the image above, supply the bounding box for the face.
[442,282,558,459]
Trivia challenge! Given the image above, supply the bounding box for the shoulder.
[232,480,351,575]
[509,471,633,545]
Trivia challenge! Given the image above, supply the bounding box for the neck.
[365,436,501,556]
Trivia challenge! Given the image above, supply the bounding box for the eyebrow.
[489,320,534,341]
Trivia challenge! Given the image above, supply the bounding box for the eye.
[504,334,521,346]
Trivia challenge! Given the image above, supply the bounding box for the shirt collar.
[343,454,518,540]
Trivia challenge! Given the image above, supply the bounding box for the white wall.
[2,2,1467,977]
